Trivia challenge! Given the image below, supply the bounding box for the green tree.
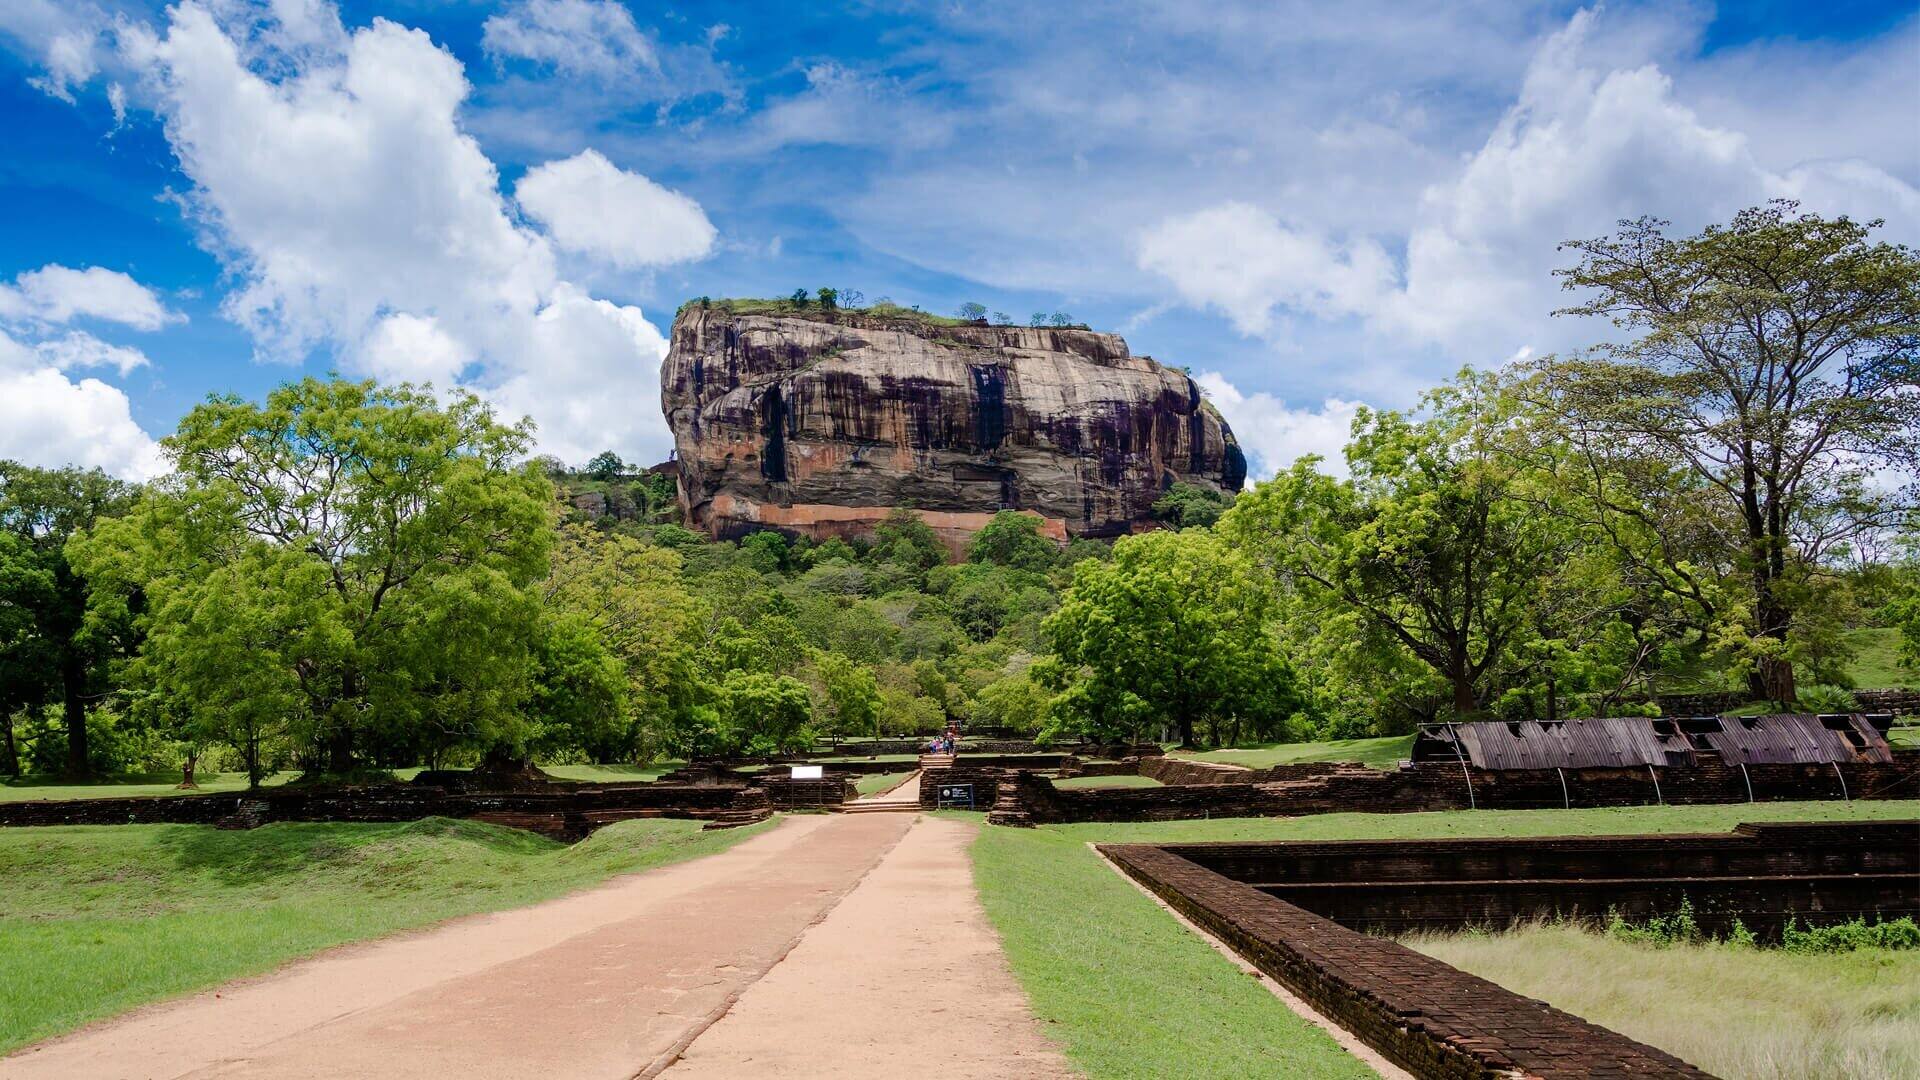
[817,287,839,310]
[1040,528,1293,747]
[1151,483,1233,530]
[967,671,1048,735]
[966,511,1058,571]
[1539,201,1920,702]
[957,302,987,322]
[718,671,814,755]
[790,288,810,308]
[871,507,947,580]
[70,378,554,778]
[0,463,137,776]
[542,522,712,760]
[584,450,625,480]
[815,652,881,739]
[1220,374,1589,717]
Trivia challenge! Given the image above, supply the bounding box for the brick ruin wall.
[0,782,774,841]
[1103,842,1718,1080]
[1008,753,1920,824]
[1657,688,1920,716]
[1163,819,1919,938]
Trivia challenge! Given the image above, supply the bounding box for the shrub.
[1781,916,1920,954]
[1795,683,1858,713]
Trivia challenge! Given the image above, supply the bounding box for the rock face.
[661,305,1245,550]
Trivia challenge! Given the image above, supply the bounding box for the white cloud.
[1138,203,1394,337]
[0,331,164,480]
[0,0,110,102]
[124,1,707,467]
[0,264,181,330]
[481,0,657,80]
[1196,371,1365,481]
[1140,8,1920,364]
[515,149,715,268]
[0,266,167,478]
[31,331,153,376]
[356,312,472,387]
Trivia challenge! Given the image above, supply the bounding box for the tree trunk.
[326,726,354,774]
[62,654,89,777]
[1,710,17,776]
[1451,674,1477,715]
[1174,713,1197,749]
[178,748,199,790]
[1749,654,1796,706]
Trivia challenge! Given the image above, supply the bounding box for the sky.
[0,0,1915,483]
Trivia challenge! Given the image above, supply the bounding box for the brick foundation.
[0,782,773,840]
[1103,842,1718,1079]
[1006,753,1920,824]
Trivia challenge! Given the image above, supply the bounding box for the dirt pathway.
[1,814,913,1080]
[662,814,1076,1078]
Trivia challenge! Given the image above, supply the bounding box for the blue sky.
[1,0,1915,480]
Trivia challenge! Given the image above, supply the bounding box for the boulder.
[660,304,1245,551]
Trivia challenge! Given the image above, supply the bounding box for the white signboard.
[790,765,824,780]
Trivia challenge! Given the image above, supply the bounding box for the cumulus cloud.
[125,1,713,466]
[0,264,169,479]
[0,264,181,330]
[1140,8,1920,363]
[1196,371,1366,481]
[0,0,111,101]
[1138,203,1394,337]
[0,329,164,480]
[481,0,658,80]
[515,149,715,268]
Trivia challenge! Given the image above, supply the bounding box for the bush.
[1781,916,1920,954]
[1605,898,1703,946]
[1795,683,1858,713]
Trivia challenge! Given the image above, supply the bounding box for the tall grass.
[1405,922,1920,1080]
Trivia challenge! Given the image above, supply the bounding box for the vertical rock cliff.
[660,303,1245,549]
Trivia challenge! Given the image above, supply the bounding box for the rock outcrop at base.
[660,303,1245,549]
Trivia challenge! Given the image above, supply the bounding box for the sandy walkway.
[662,814,1075,1078]
[2,814,913,1080]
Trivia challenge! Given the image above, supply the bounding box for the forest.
[2,202,1916,782]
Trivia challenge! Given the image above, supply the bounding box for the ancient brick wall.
[916,766,1006,809]
[1102,843,1716,1079]
[1161,820,1919,938]
[1137,757,1254,785]
[0,782,774,839]
[1012,754,1919,823]
[1856,689,1920,715]
[754,776,859,807]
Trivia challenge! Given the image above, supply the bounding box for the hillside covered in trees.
[2,202,1917,783]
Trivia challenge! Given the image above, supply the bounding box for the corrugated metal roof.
[1412,714,1894,769]
[1693,713,1894,765]
[1413,718,1691,770]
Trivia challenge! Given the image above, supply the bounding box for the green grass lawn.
[854,771,915,796]
[1845,627,1918,689]
[0,815,773,1054]
[1407,923,1920,1080]
[0,770,303,802]
[966,799,1919,1080]
[539,762,683,783]
[0,762,687,802]
[1052,774,1165,789]
[1174,734,1412,771]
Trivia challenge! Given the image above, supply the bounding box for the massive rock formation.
[661,304,1245,550]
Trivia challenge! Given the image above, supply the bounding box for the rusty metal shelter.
[1410,714,1896,770]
